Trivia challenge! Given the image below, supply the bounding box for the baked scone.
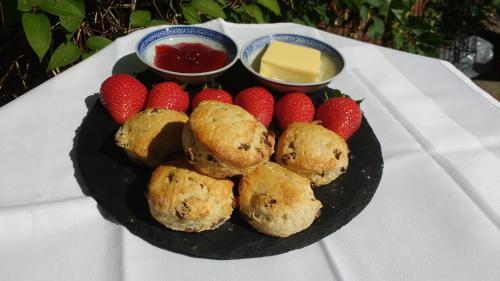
[238,162,322,237]
[182,100,275,178]
[275,122,349,186]
[147,159,235,232]
[115,108,188,167]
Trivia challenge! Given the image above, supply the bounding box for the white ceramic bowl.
[240,34,345,93]
[136,26,239,84]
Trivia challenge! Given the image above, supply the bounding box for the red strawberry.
[146,82,190,112]
[275,92,315,131]
[235,87,274,127]
[315,97,362,140]
[191,88,233,109]
[99,74,148,124]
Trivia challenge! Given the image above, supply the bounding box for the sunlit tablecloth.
[1,19,499,281]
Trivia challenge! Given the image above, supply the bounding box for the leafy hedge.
[1,0,497,106]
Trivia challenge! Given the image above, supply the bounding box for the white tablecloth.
[1,19,499,281]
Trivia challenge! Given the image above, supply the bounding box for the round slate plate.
[75,63,383,260]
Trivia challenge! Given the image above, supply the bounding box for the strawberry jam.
[154,43,227,73]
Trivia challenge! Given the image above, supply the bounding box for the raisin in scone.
[275,122,349,186]
[147,159,235,232]
[115,108,188,167]
[182,100,275,178]
[238,162,322,238]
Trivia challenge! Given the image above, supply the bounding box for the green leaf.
[47,41,81,70]
[257,0,281,16]
[18,0,32,12]
[392,31,404,49]
[130,10,151,27]
[302,14,314,27]
[215,0,226,4]
[181,5,201,24]
[378,1,390,16]
[313,3,330,22]
[367,16,385,39]
[39,0,84,17]
[148,19,170,26]
[243,4,264,23]
[86,36,112,50]
[59,0,84,33]
[291,17,305,25]
[192,0,226,19]
[60,15,83,33]
[22,13,51,61]
[364,0,385,8]
[390,8,404,22]
[360,5,369,20]
[81,50,97,60]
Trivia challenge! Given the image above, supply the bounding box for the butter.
[259,41,321,83]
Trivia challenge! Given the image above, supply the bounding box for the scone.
[275,122,349,186]
[147,159,235,232]
[238,162,322,237]
[182,100,275,178]
[115,108,188,167]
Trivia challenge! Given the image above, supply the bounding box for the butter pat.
[259,41,321,83]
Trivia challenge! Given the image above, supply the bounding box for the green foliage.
[192,0,227,19]
[130,10,152,27]
[244,4,265,23]
[86,36,112,50]
[367,16,385,40]
[59,0,85,33]
[18,0,32,12]
[257,0,281,15]
[182,5,202,24]
[14,0,467,75]
[39,0,84,17]
[17,0,114,71]
[148,20,170,26]
[47,42,81,70]
[21,13,51,61]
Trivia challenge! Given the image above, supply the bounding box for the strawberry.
[99,74,148,124]
[275,92,315,131]
[146,82,190,112]
[235,87,275,127]
[315,97,362,140]
[191,88,233,109]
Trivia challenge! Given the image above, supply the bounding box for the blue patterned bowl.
[135,26,238,84]
[240,34,345,93]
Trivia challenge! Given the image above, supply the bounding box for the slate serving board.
[75,63,384,259]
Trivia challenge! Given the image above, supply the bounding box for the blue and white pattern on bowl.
[135,26,238,84]
[240,34,345,93]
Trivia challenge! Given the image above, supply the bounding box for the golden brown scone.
[115,108,188,167]
[147,158,235,232]
[238,162,322,238]
[275,122,349,186]
[182,100,275,178]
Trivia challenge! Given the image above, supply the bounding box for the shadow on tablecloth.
[69,93,120,224]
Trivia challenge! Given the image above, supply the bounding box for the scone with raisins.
[238,162,322,237]
[147,158,235,232]
[182,100,275,178]
[115,108,188,167]
[275,122,349,186]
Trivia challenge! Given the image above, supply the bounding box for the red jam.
[154,43,227,73]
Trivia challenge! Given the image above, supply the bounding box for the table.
[1,19,499,281]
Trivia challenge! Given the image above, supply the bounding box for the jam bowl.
[240,34,345,93]
[135,26,239,84]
